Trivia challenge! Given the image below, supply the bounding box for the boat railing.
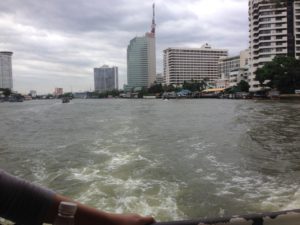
[1,208,300,225]
[152,209,300,225]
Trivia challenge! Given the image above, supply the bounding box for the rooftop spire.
[151,3,156,35]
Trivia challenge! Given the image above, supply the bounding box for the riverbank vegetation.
[255,56,300,94]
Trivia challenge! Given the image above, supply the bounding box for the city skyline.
[0,0,248,94]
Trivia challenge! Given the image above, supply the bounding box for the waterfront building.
[229,68,249,87]
[73,92,88,99]
[94,65,118,92]
[0,51,13,90]
[219,55,240,80]
[54,88,63,96]
[216,49,250,88]
[215,75,230,89]
[163,44,228,85]
[127,4,156,89]
[248,0,300,91]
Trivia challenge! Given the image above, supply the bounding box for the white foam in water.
[69,166,102,182]
[70,170,185,220]
[64,146,186,221]
[92,147,112,156]
[203,151,300,211]
[106,153,133,171]
[282,189,300,210]
[30,158,48,182]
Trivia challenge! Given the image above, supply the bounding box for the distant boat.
[62,97,70,103]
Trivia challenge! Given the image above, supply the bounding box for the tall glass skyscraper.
[127,4,156,89]
[94,65,118,92]
[0,51,13,90]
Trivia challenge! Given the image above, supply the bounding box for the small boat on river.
[62,97,70,103]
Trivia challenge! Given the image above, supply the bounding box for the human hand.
[109,213,156,225]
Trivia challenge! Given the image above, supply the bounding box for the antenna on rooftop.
[151,3,156,35]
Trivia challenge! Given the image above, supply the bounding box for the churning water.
[0,99,300,221]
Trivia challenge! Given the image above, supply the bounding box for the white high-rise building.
[248,0,300,91]
[94,65,118,92]
[0,51,13,90]
[127,4,156,89]
[163,44,228,85]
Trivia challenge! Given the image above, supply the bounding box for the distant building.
[29,90,37,98]
[127,4,156,89]
[163,44,228,85]
[215,75,230,89]
[248,0,300,91]
[54,88,63,96]
[229,68,249,87]
[73,92,88,99]
[216,49,250,88]
[0,51,13,90]
[218,56,240,80]
[94,65,118,92]
[155,73,165,85]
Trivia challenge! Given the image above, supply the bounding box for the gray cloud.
[0,0,248,94]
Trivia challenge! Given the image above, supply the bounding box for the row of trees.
[0,88,12,97]
[127,79,250,97]
[255,56,300,94]
[226,80,250,94]
[144,80,209,95]
[89,79,251,98]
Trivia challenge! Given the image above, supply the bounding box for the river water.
[0,99,300,221]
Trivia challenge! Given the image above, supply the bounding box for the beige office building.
[163,44,228,85]
[216,49,250,88]
[249,0,300,91]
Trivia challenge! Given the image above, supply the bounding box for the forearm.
[45,194,113,225]
[0,170,154,225]
[45,194,155,225]
[0,170,55,225]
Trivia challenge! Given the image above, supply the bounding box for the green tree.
[46,94,54,99]
[0,88,12,97]
[163,84,175,92]
[237,80,250,92]
[182,80,202,92]
[63,92,73,98]
[255,56,300,94]
[106,89,120,97]
[137,87,148,98]
[148,83,163,94]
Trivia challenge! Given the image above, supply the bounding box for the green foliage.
[237,80,250,92]
[148,83,163,94]
[182,80,207,92]
[106,89,121,97]
[63,92,73,98]
[0,88,12,97]
[93,89,121,98]
[138,87,148,98]
[163,84,175,92]
[46,94,54,99]
[255,56,300,94]
[224,80,250,94]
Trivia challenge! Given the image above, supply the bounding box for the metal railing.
[153,209,300,225]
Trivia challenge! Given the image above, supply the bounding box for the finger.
[141,216,156,225]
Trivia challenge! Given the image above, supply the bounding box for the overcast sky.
[0,0,248,94]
